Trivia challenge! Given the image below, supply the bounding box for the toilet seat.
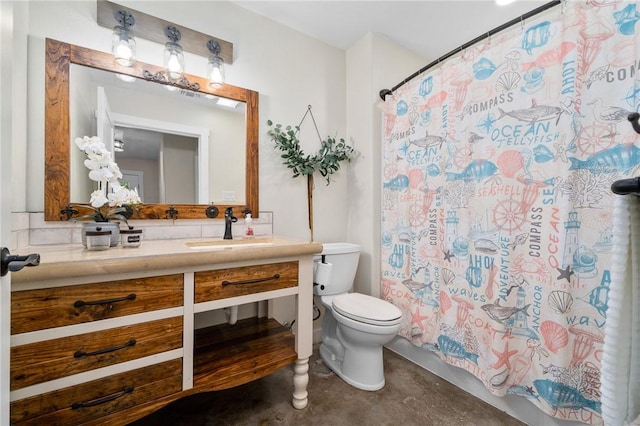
[332,293,402,326]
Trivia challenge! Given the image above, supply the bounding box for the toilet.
[314,242,402,391]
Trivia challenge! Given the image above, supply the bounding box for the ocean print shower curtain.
[381,1,640,423]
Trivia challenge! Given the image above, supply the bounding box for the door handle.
[1,247,40,277]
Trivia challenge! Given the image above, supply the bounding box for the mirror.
[45,38,259,221]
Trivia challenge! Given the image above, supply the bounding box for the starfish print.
[444,249,455,262]
[491,342,518,370]
[525,385,536,396]
[410,307,429,331]
[556,265,574,282]
[478,113,497,134]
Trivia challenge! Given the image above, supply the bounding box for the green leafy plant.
[267,119,355,241]
[267,120,354,185]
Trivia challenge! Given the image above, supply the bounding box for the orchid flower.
[72,136,141,222]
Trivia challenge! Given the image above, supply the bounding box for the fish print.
[583,64,610,89]
[498,99,566,124]
[510,233,529,249]
[402,278,430,294]
[507,385,540,400]
[568,144,640,174]
[446,159,498,182]
[408,131,445,149]
[521,41,576,72]
[383,175,409,190]
[419,76,433,97]
[533,380,601,413]
[438,335,479,364]
[481,299,530,324]
[522,21,551,54]
[458,104,474,120]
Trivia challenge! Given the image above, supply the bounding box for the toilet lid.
[332,293,402,326]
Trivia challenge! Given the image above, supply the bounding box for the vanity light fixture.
[143,26,200,91]
[495,0,517,5]
[99,1,234,92]
[207,40,225,89]
[111,9,136,67]
[164,26,185,81]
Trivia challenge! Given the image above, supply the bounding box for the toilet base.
[319,341,386,391]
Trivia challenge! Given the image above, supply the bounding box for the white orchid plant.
[73,136,141,222]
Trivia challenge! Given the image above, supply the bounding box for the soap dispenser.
[244,213,254,238]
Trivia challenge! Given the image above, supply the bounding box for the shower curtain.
[380,1,640,424]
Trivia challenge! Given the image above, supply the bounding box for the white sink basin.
[186,238,275,250]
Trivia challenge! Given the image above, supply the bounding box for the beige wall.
[346,33,424,297]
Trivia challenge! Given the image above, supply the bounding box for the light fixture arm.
[165,26,182,43]
[207,40,221,56]
[114,9,134,28]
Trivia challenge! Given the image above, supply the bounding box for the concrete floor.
[131,347,525,426]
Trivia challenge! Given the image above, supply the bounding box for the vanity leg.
[292,357,309,409]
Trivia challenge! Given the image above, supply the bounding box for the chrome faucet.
[223,207,237,240]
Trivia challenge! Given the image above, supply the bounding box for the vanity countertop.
[13,237,323,283]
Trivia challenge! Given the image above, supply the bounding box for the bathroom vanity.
[9,237,321,425]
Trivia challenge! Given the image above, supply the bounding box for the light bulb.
[112,26,136,67]
[167,55,182,77]
[164,41,184,81]
[207,55,225,89]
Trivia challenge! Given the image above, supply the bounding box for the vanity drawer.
[10,358,182,425]
[194,261,298,302]
[11,316,183,390]
[11,274,183,334]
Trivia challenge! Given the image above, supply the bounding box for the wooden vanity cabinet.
[192,261,300,390]
[9,250,316,425]
[10,275,185,425]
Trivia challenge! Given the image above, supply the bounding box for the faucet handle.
[205,203,219,218]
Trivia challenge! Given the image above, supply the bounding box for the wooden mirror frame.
[45,38,259,221]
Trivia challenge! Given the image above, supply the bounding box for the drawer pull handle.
[71,386,134,409]
[74,293,136,308]
[74,339,137,358]
[222,273,280,287]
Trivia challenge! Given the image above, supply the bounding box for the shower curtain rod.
[379,0,562,101]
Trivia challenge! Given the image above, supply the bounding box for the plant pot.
[81,222,121,247]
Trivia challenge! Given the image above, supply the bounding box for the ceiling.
[232,0,553,60]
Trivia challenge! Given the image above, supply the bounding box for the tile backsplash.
[11,211,273,250]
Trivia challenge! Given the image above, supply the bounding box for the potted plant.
[72,136,141,246]
[267,119,354,241]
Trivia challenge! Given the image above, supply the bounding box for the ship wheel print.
[408,203,427,226]
[451,145,473,169]
[493,199,526,231]
[576,123,615,155]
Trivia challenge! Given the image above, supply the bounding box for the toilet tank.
[314,243,361,295]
